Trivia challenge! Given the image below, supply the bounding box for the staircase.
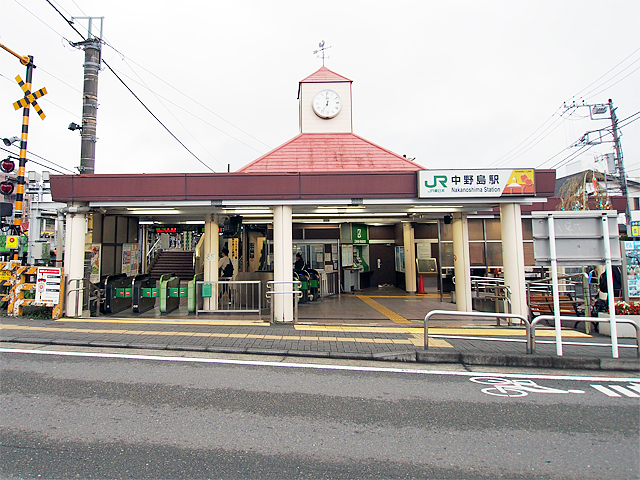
[149,250,195,281]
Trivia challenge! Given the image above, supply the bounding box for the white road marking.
[591,384,640,397]
[2,347,639,383]
[591,385,621,397]
[609,385,640,397]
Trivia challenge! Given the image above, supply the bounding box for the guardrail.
[530,314,639,358]
[266,280,302,324]
[424,310,532,354]
[195,280,262,318]
[470,276,512,321]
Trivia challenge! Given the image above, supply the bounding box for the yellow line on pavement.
[355,295,412,324]
[55,318,270,327]
[0,324,428,347]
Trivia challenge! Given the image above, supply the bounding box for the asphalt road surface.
[1,344,639,479]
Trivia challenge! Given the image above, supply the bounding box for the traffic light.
[1,157,16,196]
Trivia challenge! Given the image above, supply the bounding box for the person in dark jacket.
[599,265,622,298]
[294,253,307,272]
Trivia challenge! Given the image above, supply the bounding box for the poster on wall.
[90,244,101,283]
[35,267,62,304]
[395,246,405,273]
[121,243,140,276]
[341,245,353,267]
[624,241,640,297]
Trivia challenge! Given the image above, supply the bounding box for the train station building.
[51,66,566,321]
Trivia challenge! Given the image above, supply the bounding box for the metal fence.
[195,280,262,318]
[424,310,531,353]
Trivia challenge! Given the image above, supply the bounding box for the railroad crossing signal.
[12,75,47,120]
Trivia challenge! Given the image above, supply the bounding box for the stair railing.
[147,237,163,267]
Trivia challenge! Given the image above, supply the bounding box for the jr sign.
[418,169,535,198]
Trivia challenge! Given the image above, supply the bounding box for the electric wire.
[44,0,215,172]
[495,46,640,170]
[1,146,75,175]
[101,39,272,151]
[583,63,640,102]
[104,63,267,155]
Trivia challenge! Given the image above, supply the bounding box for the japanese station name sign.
[417,169,535,198]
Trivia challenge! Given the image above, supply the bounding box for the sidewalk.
[1,306,638,372]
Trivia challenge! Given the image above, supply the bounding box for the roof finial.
[313,40,331,66]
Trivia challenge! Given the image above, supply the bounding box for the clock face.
[312,89,342,119]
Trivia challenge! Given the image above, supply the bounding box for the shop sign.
[630,221,640,237]
[418,169,535,198]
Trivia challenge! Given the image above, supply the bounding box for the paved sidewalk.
[1,312,638,371]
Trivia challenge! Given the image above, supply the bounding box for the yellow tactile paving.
[355,295,413,324]
[55,318,270,327]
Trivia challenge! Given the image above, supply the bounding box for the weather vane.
[313,40,331,66]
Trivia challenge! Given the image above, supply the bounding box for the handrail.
[146,237,162,265]
[424,310,531,354]
[65,278,84,318]
[266,280,302,324]
[530,314,639,358]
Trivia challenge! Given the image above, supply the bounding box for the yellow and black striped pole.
[11,57,34,260]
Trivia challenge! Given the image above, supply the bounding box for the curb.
[1,337,638,372]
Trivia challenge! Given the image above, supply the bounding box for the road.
[1,344,638,479]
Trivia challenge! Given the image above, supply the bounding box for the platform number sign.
[631,221,640,237]
[352,224,368,244]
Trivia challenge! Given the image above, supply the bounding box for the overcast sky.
[1,0,639,179]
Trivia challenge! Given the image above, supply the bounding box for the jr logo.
[424,175,447,189]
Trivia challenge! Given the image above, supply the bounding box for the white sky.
[1,0,639,179]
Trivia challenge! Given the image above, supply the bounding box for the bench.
[528,293,583,319]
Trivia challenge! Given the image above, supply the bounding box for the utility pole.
[70,17,103,175]
[608,99,631,229]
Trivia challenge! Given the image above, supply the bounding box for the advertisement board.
[35,267,62,304]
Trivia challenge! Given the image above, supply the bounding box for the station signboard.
[418,169,535,198]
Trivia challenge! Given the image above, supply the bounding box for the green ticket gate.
[132,274,157,314]
[159,275,185,314]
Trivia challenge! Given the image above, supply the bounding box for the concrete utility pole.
[70,17,104,175]
[608,99,631,228]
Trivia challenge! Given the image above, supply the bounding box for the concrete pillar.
[452,212,472,311]
[203,213,220,310]
[273,205,293,322]
[500,203,527,318]
[63,203,87,317]
[403,222,416,293]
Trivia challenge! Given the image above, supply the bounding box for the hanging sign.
[418,169,535,198]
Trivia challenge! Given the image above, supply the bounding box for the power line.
[564,45,640,103]
[101,40,272,151]
[44,0,215,172]
[1,146,75,174]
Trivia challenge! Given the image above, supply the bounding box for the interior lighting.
[128,210,181,215]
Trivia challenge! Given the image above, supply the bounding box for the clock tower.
[299,66,352,133]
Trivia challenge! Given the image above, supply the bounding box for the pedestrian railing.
[470,277,512,320]
[195,280,261,318]
[423,310,532,354]
[530,314,639,358]
[266,280,302,324]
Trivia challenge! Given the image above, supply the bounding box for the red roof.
[237,133,425,173]
[300,66,352,83]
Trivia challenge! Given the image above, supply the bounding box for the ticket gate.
[103,274,133,314]
[132,273,156,314]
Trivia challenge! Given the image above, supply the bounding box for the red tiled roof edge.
[299,66,352,83]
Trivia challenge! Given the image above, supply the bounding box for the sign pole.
[547,215,563,356]
[602,214,619,358]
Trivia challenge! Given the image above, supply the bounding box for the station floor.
[133,287,459,326]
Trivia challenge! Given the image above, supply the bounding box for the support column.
[452,212,472,311]
[203,213,220,310]
[273,205,293,322]
[500,203,527,318]
[403,222,416,293]
[63,203,87,317]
